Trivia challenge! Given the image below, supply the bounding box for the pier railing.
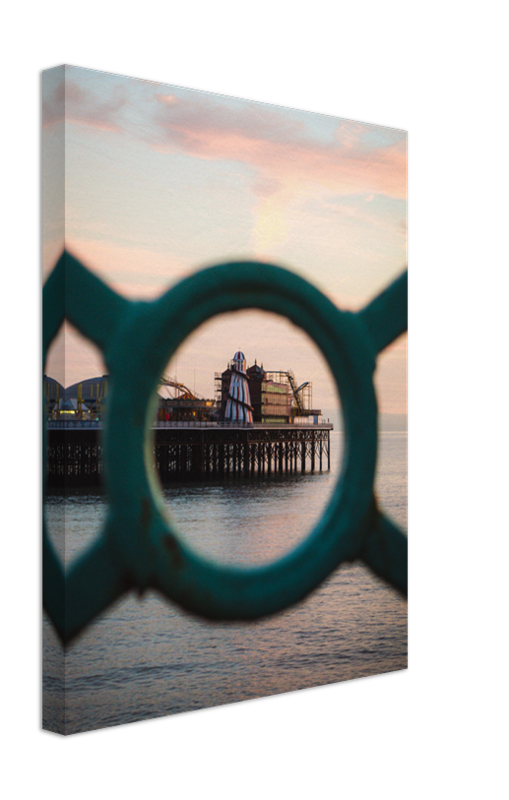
[47,418,334,430]
[43,251,407,644]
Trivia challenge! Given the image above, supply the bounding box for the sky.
[42,65,407,419]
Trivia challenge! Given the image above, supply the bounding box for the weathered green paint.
[43,250,408,645]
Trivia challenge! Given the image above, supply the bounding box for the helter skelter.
[224,350,254,424]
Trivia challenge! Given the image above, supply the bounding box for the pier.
[46,421,332,487]
[45,348,333,487]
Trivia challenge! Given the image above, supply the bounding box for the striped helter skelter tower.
[224,351,254,424]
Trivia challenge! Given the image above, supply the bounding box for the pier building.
[44,374,108,419]
[216,354,322,425]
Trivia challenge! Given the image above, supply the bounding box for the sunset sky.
[43,65,407,419]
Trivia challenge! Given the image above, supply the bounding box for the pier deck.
[46,422,332,487]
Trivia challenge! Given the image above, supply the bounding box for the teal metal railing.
[43,251,408,645]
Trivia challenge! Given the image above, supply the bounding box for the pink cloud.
[66,81,127,132]
[151,96,407,200]
[44,80,406,200]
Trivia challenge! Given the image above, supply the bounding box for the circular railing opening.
[44,320,109,567]
[153,309,341,566]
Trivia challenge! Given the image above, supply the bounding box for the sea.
[43,429,407,735]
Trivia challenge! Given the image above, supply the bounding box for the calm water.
[43,431,407,734]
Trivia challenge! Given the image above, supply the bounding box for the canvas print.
[42,65,408,735]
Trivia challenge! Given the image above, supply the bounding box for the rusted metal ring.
[44,252,404,645]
